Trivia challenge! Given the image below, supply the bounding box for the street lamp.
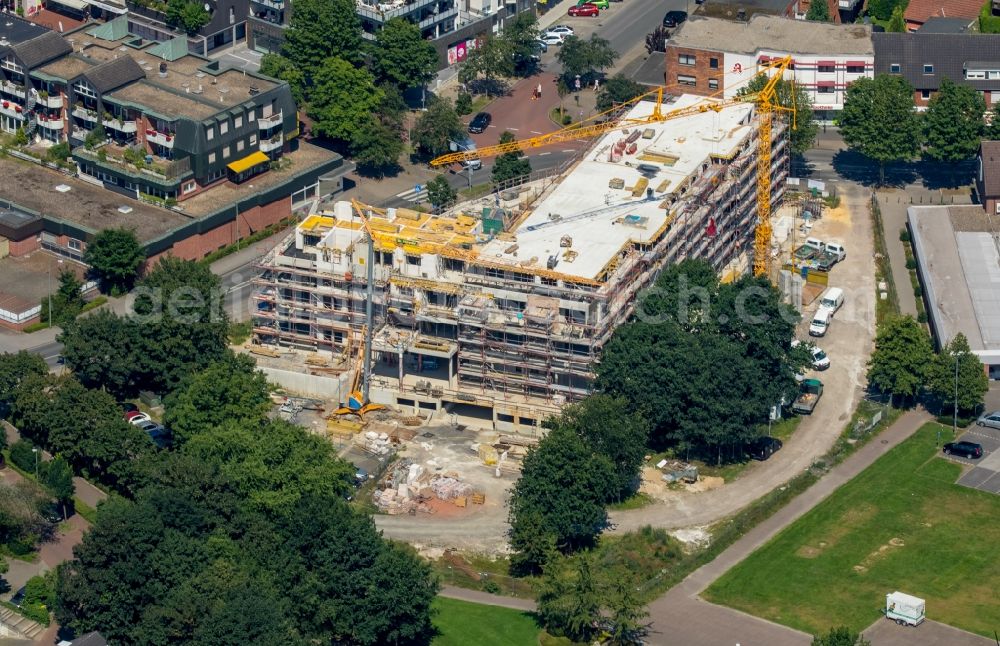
[953,354,959,437]
[32,447,38,478]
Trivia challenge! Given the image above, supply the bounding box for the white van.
[809,307,833,337]
[819,287,844,313]
[805,237,825,250]
[824,242,846,262]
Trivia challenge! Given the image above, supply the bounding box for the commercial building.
[908,205,1000,376]
[251,94,788,428]
[0,16,351,263]
[249,0,536,70]
[665,16,874,122]
[873,32,1000,108]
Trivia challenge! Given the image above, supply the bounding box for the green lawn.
[432,597,541,646]
[704,423,1000,637]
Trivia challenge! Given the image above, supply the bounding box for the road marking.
[561,149,575,152]
[507,128,518,131]
[394,187,428,202]
[530,130,543,134]
[538,152,551,156]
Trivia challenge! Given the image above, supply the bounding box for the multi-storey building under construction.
[251,94,788,431]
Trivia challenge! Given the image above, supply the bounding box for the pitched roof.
[70,631,109,646]
[903,0,982,25]
[872,33,1000,91]
[916,16,975,33]
[83,56,145,94]
[980,141,1000,197]
[146,37,189,62]
[86,15,130,42]
[10,30,73,69]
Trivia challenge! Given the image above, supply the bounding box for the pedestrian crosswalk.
[395,186,428,202]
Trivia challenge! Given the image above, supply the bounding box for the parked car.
[468,111,492,133]
[808,307,833,337]
[578,0,608,8]
[147,428,172,449]
[128,413,152,425]
[792,339,830,370]
[10,586,25,608]
[546,25,575,36]
[533,38,548,53]
[539,32,566,46]
[569,2,600,16]
[976,411,1000,429]
[663,10,687,27]
[119,402,139,414]
[136,420,159,432]
[943,441,983,459]
[747,436,782,461]
[354,467,369,486]
[124,409,145,420]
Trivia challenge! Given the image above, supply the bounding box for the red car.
[569,3,599,16]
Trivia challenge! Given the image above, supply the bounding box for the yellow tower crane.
[430,57,795,277]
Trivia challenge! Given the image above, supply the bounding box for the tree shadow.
[355,160,404,179]
[822,149,975,190]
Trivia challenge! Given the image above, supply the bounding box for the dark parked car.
[119,402,139,414]
[663,10,687,27]
[468,112,492,134]
[943,441,983,459]
[747,436,783,461]
[10,586,25,608]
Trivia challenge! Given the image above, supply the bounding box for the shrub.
[21,322,49,334]
[905,258,917,270]
[561,114,572,126]
[9,440,37,474]
[899,228,910,242]
[914,284,923,298]
[455,92,473,115]
[917,310,928,324]
[19,602,49,625]
[45,142,71,163]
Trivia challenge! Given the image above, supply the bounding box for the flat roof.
[178,141,342,217]
[0,15,50,45]
[36,54,94,80]
[478,94,754,281]
[670,15,873,56]
[907,205,1000,359]
[0,156,188,241]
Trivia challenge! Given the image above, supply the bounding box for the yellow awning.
[227,151,269,174]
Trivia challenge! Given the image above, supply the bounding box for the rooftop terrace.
[671,15,873,56]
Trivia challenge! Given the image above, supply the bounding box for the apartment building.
[665,15,874,122]
[0,16,297,201]
[249,0,535,70]
[873,32,1000,109]
[251,94,788,428]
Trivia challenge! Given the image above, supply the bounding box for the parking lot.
[947,424,1000,494]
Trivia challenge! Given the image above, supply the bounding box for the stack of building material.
[430,475,474,501]
[360,431,393,455]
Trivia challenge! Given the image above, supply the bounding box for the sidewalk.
[874,191,918,317]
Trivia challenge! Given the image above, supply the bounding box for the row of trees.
[867,316,988,412]
[458,13,545,94]
[839,75,995,182]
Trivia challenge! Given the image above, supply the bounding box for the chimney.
[158,62,167,78]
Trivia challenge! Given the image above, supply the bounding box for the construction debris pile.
[363,431,393,456]
[372,459,484,515]
[657,459,698,484]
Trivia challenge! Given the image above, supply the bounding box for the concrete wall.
[257,365,349,401]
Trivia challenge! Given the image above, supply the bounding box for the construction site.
[250,88,790,431]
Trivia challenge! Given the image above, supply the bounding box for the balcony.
[104,118,138,134]
[251,0,284,9]
[356,0,438,22]
[74,145,192,187]
[258,111,283,129]
[1,81,25,98]
[146,129,175,148]
[0,102,24,120]
[260,134,283,153]
[419,6,457,28]
[71,106,98,122]
[37,116,65,130]
[37,94,63,109]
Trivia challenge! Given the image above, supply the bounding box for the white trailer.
[886,591,925,626]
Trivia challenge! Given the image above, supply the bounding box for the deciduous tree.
[866,314,933,404]
[923,78,985,162]
[491,130,532,185]
[927,333,988,414]
[805,0,830,21]
[351,114,405,177]
[372,18,438,90]
[83,228,145,294]
[426,175,457,210]
[867,0,904,21]
[164,353,271,444]
[42,455,74,519]
[58,311,142,397]
[985,102,1000,140]
[887,5,906,32]
[0,351,47,415]
[458,35,515,94]
[839,74,921,183]
[282,0,361,79]
[596,75,645,113]
[259,53,305,104]
[308,57,383,145]
[412,96,463,157]
[557,34,617,85]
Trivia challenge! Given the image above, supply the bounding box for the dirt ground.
[0,251,88,304]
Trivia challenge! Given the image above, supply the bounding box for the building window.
[223,146,231,159]
[708,78,719,90]
[250,134,257,145]
[990,71,1000,80]
[235,115,243,128]
[248,111,255,123]
[229,6,235,24]
[890,63,901,74]
[920,89,931,100]
[923,64,934,74]
[220,121,229,135]
[709,57,718,69]
[68,239,82,251]
[206,127,214,141]
[817,64,835,73]
[183,181,196,194]
[846,64,865,74]
[679,54,696,66]
[678,74,696,86]
[208,152,216,163]
[237,139,245,152]
[817,85,835,94]
[967,70,986,80]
